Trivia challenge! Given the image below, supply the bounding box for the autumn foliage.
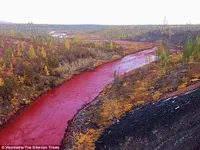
[0,31,153,127]
[65,39,200,149]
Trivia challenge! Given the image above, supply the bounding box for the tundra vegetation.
[63,37,200,150]
[0,24,200,149]
[0,27,153,127]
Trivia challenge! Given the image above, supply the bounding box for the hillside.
[96,88,200,150]
[61,39,200,149]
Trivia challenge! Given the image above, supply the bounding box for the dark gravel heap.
[96,88,200,150]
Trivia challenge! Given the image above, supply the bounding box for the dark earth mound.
[96,88,200,150]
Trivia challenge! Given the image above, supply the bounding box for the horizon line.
[1,22,200,26]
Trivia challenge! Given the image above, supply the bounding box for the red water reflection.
[0,47,156,145]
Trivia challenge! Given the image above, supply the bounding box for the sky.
[0,0,199,25]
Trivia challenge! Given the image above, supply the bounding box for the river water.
[0,47,156,145]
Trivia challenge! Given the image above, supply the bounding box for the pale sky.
[0,0,199,25]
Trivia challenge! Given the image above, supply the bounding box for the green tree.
[156,40,164,61]
[193,36,200,61]
[183,36,193,62]
[164,41,171,66]
[156,41,170,67]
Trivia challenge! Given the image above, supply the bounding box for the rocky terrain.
[96,88,200,150]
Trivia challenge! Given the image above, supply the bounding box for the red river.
[0,48,156,146]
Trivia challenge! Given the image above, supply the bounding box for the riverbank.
[61,51,200,149]
[0,42,155,145]
[0,38,154,130]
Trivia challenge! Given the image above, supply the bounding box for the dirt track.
[96,88,200,150]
